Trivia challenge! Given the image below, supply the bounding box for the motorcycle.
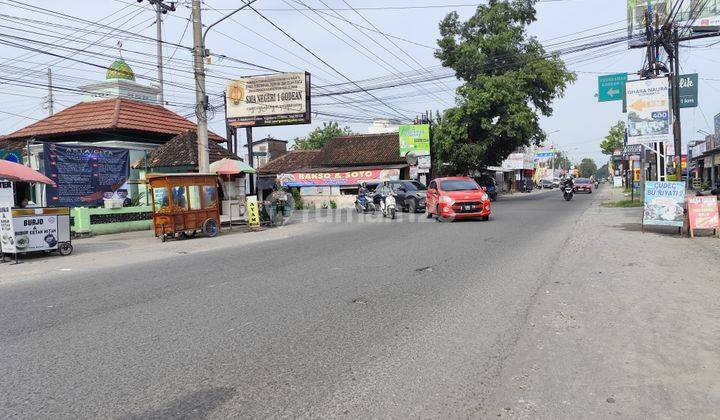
[354,193,376,213]
[563,185,574,201]
[379,193,397,219]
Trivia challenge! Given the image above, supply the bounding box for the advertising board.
[643,181,685,227]
[628,1,720,46]
[226,72,311,127]
[398,124,430,156]
[626,78,671,145]
[279,169,400,187]
[0,180,15,253]
[687,195,719,232]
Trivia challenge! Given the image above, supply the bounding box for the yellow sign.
[246,196,260,228]
[633,168,641,182]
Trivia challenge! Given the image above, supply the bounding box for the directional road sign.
[598,73,627,102]
[678,73,698,108]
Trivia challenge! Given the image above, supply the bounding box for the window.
[153,187,170,212]
[440,179,479,191]
[172,186,188,210]
[188,185,201,210]
[402,181,427,191]
[203,185,218,208]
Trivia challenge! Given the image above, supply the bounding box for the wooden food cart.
[147,173,221,242]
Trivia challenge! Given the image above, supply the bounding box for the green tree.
[600,121,625,156]
[596,163,609,179]
[294,122,354,150]
[432,0,575,174]
[579,158,598,178]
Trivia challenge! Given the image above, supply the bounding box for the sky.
[1,0,719,167]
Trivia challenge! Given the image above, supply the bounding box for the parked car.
[373,180,427,212]
[541,179,555,189]
[473,174,498,201]
[573,177,593,193]
[426,177,491,222]
[552,178,561,188]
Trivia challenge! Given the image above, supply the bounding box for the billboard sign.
[279,169,400,187]
[398,124,430,156]
[628,1,720,46]
[643,181,685,227]
[687,195,720,231]
[626,78,671,145]
[43,143,130,208]
[226,72,311,127]
[598,73,627,102]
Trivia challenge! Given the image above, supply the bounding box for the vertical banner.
[687,196,719,232]
[643,181,685,227]
[246,195,260,228]
[0,180,16,253]
[43,143,129,207]
[626,78,671,145]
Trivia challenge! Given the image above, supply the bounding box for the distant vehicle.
[473,174,498,201]
[426,176,491,222]
[519,179,533,193]
[574,178,593,194]
[373,180,426,212]
[552,178,560,188]
[541,179,555,189]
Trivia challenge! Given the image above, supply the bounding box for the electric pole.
[138,1,175,106]
[191,0,210,173]
[46,68,54,116]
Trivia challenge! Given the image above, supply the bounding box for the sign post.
[598,73,627,102]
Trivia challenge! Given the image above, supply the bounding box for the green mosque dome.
[106,59,135,81]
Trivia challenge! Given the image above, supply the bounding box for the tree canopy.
[600,121,625,156]
[293,122,354,150]
[432,0,575,174]
[579,158,598,178]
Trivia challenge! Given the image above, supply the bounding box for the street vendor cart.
[1,161,72,262]
[148,173,220,242]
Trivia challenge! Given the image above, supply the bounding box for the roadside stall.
[208,158,254,226]
[147,173,220,242]
[1,160,72,263]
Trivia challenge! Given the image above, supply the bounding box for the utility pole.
[671,25,682,182]
[191,0,210,173]
[46,68,54,116]
[138,0,175,106]
[246,127,255,195]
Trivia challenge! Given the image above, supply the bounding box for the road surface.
[0,189,595,418]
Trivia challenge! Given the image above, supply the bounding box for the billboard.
[226,72,311,127]
[278,169,400,187]
[398,124,430,157]
[628,1,720,46]
[626,78,671,145]
[43,143,130,207]
[643,181,685,227]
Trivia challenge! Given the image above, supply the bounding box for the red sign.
[687,196,719,230]
[278,169,400,187]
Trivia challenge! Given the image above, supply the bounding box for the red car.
[426,176,491,221]
[573,178,593,194]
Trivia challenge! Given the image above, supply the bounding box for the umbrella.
[0,160,56,186]
[209,158,256,175]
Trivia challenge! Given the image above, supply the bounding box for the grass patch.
[601,199,643,208]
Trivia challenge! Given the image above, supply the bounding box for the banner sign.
[678,73,698,108]
[9,208,68,252]
[628,1,720,46]
[687,195,719,231]
[598,73,627,102]
[246,196,260,228]
[278,169,400,187]
[398,124,430,156]
[643,181,685,227]
[0,180,15,253]
[534,151,557,159]
[626,78,671,145]
[43,143,130,208]
[226,72,311,127]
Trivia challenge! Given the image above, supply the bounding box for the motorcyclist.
[377,181,393,204]
[357,182,370,209]
[561,175,574,191]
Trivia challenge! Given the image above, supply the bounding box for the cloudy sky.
[1,0,719,165]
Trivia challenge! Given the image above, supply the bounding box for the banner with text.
[687,195,719,231]
[643,181,685,227]
[43,143,129,208]
[279,169,400,187]
[226,72,311,127]
[626,78,671,145]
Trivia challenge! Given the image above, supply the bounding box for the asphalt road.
[0,188,596,418]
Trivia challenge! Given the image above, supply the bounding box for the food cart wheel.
[161,234,168,243]
[58,242,73,256]
[181,230,197,239]
[202,219,219,237]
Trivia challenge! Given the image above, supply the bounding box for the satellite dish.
[405,151,418,166]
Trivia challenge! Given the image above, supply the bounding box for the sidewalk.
[0,220,322,283]
[484,186,720,418]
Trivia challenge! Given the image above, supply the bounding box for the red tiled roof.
[257,150,322,174]
[2,98,224,142]
[133,130,240,169]
[312,133,405,167]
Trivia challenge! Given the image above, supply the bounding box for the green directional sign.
[598,73,627,102]
[679,73,698,108]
